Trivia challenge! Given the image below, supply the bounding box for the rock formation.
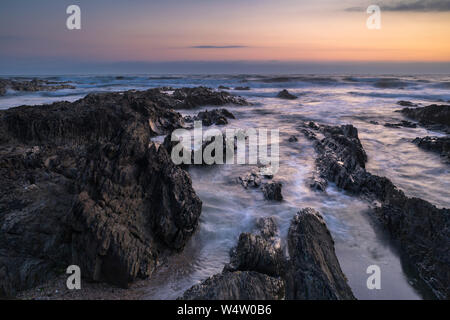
[0,78,75,95]
[300,121,450,299]
[285,208,355,300]
[276,89,297,100]
[0,88,249,297]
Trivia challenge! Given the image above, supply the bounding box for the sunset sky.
[1,0,449,74]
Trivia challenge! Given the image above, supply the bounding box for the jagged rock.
[180,271,285,300]
[234,86,250,91]
[397,100,417,107]
[300,122,450,299]
[171,87,248,109]
[218,85,230,90]
[225,217,284,277]
[286,208,355,300]
[255,216,278,240]
[384,120,417,128]
[0,78,75,96]
[0,88,204,297]
[412,136,450,162]
[261,182,283,201]
[186,108,235,126]
[276,89,297,100]
[400,104,450,133]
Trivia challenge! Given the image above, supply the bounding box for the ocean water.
[1,74,449,300]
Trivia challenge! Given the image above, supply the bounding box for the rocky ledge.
[184,108,235,126]
[399,104,450,133]
[180,213,355,300]
[300,121,450,299]
[0,78,75,96]
[412,136,450,162]
[171,87,249,109]
[0,87,248,298]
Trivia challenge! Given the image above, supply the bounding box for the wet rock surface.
[286,208,355,300]
[180,271,285,300]
[0,88,209,297]
[225,217,284,277]
[261,182,283,201]
[412,136,450,162]
[234,86,250,91]
[384,120,417,128]
[400,104,450,133]
[300,121,450,299]
[185,108,235,126]
[276,89,297,100]
[171,87,249,109]
[0,78,75,95]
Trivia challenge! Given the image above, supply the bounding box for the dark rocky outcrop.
[412,136,450,162]
[0,88,206,297]
[400,104,450,133]
[218,85,230,90]
[300,122,450,299]
[261,182,283,201]
[276,89,297,100]
[286,208,355,300]
[180,271,285,300]
[185,108,235,126]
[172,87,248,109]
[225,217,284,277]
[0,78,75,95]
[234,86,250,91]
[384,120,417,128]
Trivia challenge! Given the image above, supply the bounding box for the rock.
[225,217,284,277]
[384,120,417,128]
[412,136,450,162]
[239,171,262,188]
[400,104,450,133]
[288,135,298,142]
[0,88,204,297]
[234,86,250,91]
[276,89,297,100]
[286,208,355,300]
[180,271,285,300]
[0,78,75,96]
[369,120,379,125]
[300,121,450,299]
[187,108,235,126]
[218,85,230,90]
[261,182,283,201]
[397,100,417,107]
[255,216,278,240]
[171,87,249,109]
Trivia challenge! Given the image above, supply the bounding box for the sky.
[0,0,449,74]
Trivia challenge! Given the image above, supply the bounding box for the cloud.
[189,45,248,49]
[346,0,450,12]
